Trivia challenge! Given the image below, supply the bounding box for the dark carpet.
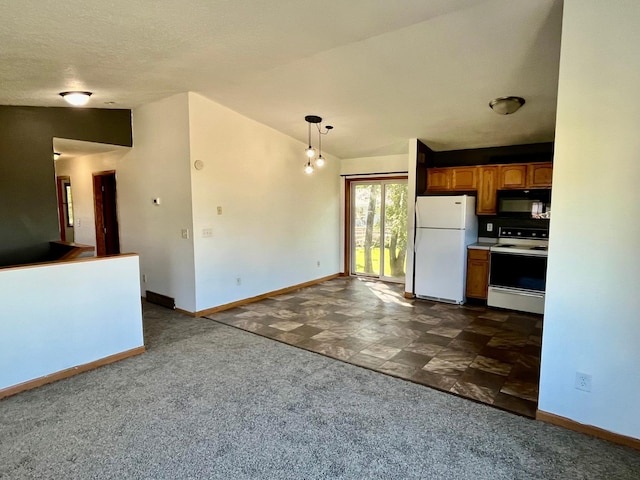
[1,303,638,479]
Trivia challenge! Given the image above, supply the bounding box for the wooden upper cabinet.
[476,166,498,215]
[499,164,527,189]
[451,167,477,190]
[527,162,553,188]
[426,168,451,191]
[424,161,552,213]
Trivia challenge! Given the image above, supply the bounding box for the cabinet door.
[466,249,489,299]
[426,168,451,191]
[527,162,553,188]
[499,164,527,189]
[451,167,477,190]
[476,166,498,215]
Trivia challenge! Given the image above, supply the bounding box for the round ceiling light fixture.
[59,91,93,107]
[489,96,525,115]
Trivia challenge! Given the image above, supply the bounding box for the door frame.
[93,170,120,256]
[56,175,72,242]
[344,175,408,279]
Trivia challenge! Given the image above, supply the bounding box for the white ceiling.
[0,0,563,159]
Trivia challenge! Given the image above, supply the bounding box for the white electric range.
[487,227,549,314]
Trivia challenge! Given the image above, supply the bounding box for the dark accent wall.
[0,106,132,267]
[427,142,554,168]
[415,140,433,193]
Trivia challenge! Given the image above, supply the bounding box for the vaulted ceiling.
[0,0,563,158]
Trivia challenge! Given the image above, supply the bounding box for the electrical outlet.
[217,206,223,215]
[202,228,212,238]
[181,228,190,239]
[236,276,241,286]
[142,274,147,283]
[575,372,592,392]
[487,222,493,232]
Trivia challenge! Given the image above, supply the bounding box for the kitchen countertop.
[468,239,497,250]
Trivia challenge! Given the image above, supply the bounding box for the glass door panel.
[350,180,407,282]
[352,184,381,275]
[382,182,407,281]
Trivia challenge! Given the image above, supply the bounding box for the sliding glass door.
[351,179,408,282]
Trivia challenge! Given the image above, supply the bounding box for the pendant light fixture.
[303,115,333,174]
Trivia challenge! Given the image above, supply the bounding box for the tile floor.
[206,277,542,418]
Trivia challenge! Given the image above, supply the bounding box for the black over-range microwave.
[497,189,551,217]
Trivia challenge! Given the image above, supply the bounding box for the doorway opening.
[345,177,408,283]
[56,176,74,242]
[93,171,120,256]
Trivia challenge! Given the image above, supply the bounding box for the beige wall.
[54,150,126,250]
[188,92,341,311]
[539,0,640,440]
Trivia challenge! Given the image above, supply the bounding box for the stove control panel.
[498,227,549,240]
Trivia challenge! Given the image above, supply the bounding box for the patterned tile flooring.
[206,277,542,418]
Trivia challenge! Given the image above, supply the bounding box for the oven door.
[489,252,547,292]
[488,251,547,314]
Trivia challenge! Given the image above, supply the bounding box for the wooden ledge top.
[50,240,95,251]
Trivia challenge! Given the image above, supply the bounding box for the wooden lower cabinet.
[466,248,490,300]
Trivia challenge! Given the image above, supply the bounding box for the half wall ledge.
[0,254,145,397]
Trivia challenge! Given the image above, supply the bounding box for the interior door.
[350,179,408,282]
[93,171,120,256]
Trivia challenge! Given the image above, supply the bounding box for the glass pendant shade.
[316,155,325,167]
[304,161,314,174]
[305,146,316,158]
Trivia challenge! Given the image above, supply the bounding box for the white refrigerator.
[414,195,478,304]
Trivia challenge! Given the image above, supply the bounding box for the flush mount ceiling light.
[59,91,92,107]
[489,96,525,115]
[303,115,333,175]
